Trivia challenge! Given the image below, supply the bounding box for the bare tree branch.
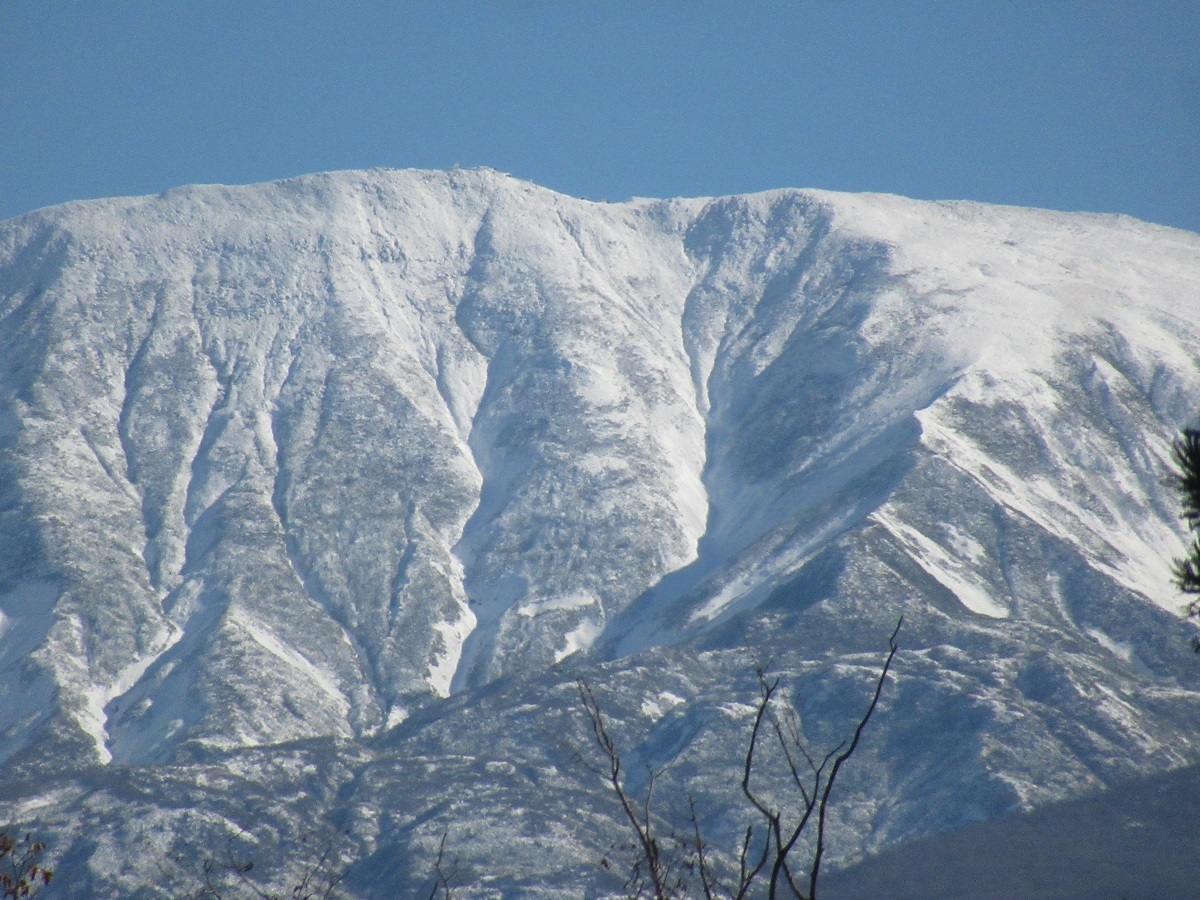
[582,618,902,900]
[579,680,681,899]
[807,616,901,900]
[174,829,351,900]
[425,830,458,900]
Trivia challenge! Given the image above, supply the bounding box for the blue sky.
[2,1,1198,232]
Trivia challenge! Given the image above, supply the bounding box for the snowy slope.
[2,168,1200,894]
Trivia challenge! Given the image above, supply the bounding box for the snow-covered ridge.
[1,167,1198,781]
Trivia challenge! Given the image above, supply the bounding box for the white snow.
[944,523,987,566]
[873,508,1009,619]
[1,166,1199,794]
[640,690,686,719]
[917,403,1179,611]
[230,608,351,716]
[1086,628,1136,665]
[428,597,476,698]
[554,616,603,663]
[517,591,598,617]
[4,169,1200,897]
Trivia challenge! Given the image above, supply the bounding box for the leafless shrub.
[175,830,349,900]
[580,618,901,900]
[0,830,52,899]
[424,829,458,900]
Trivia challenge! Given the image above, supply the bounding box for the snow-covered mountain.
[2,168,1200,895]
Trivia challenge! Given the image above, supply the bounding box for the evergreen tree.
[1171,426,1200,616]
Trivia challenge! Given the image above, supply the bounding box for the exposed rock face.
[2,169,1199,894]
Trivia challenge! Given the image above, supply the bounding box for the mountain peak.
[2,171,1199,894]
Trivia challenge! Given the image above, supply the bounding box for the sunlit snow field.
[1,168,1199,895]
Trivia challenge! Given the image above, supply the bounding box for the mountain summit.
[2,169,1200,894]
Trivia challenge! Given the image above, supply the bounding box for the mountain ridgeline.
[2,168,1200,895]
